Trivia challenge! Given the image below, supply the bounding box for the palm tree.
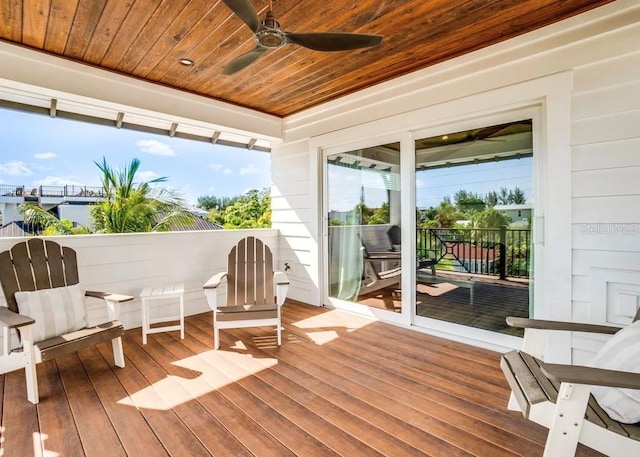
[19,204,92,235]
[91,157,194,233]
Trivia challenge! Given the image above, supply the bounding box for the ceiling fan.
[221,0,383,75]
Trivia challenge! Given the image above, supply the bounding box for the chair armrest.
[85,291,134,303]
[0,306,34,329]
[506,317,622,335]
[541,362,640,390]
[365,251,402,260]
[274,271,289,285]
[203,272,227,289]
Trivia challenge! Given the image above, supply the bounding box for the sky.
[0,108,272,206]
[328,157,533,212]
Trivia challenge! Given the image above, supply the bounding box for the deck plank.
[1,370,40,457]
[75,346,170,457]
[55,353,127,457]
[36,360,84,456]
[0,302,607,457]
[224,323,517,456]
[259,312,545,455]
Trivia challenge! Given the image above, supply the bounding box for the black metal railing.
[417,227,531,279]
[0,184,105,199]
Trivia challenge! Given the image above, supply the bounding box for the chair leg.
[277,323,282,346]
[213,322,220,350]
[543,383,590,457]
[112,336,125,368]
[22,326,39,404]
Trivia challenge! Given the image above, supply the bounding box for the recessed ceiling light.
[179,58,194,66]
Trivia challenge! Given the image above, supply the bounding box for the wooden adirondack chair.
[202,236,289,350]
[0,238,133,404]
[500,312,640,457]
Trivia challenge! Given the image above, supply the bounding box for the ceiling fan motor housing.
[256,11,285,48]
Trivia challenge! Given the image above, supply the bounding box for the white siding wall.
[271,0,640,356]
[0,229,279,343]
[570,50,640,363]
[271,139,316,303]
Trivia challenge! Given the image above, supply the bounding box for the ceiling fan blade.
[223,47,267,75]
[285,32,382,51]
[221,0,260,33]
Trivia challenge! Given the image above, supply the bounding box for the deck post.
[499,225,507,280]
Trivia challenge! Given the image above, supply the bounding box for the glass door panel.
[326,142,401,312]
[414,121,533,336]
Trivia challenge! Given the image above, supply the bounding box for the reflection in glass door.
[414,121,534,336]
[326,142,401,311]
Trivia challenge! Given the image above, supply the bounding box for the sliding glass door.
[413,120,534,337]
[325,142,402,313]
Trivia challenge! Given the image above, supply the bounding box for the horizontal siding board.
[572,226,640,251]
[273,223,313,238]
[572,50,640,94]
[272,166,310,184]
[571,109,640,146]
[573,166,640,197]
[572,138,640,171]
[572,249,640,276]
[572,80,640,120]
[271,195,311,211]
[572,195,640,223]
[271,152,310,171]
[273,181,311,198]
[271,209,311,225]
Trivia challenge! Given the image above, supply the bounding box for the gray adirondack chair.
[203,236,289,349]
[0,238,133,404]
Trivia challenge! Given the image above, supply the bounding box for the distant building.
[494,204,532,227]
[0,184,221,236]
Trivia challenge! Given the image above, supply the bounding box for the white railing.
[0,229,280,333]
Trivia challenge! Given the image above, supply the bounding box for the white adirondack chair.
[501,312,640,457]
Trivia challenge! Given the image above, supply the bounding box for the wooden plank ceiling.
[0,0,614,118]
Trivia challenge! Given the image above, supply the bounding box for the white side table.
[140,283,184,344]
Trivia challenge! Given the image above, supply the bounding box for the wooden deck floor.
[1,302,604,457]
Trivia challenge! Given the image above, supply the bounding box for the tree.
[454,190,485,215]
[427,200,459,228]
[90,157,193,233]
[484,190,498,207]
[367,202,390,225]
[509,186,527,204]
[472,208,511,228]
[498,187,510,204]
[197,195,237,211]
[211,188,271,229]
[20,204,92,235]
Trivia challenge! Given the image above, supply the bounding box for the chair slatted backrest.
[0,238,79,313]
[226,237,274,307]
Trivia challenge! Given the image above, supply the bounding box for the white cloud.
[209,163,224,171]
[34,152,56,159]
[223,169,232,175]
[137,170,161,181]
[34,176,84,186]
[136,139,175,156]
[239,163,262,176]
[0,160,33,176]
